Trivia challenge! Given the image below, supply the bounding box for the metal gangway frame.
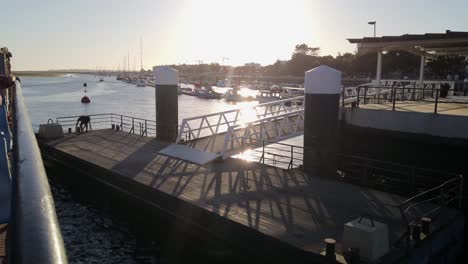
[175,96,305,144]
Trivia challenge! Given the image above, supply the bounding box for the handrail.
[397,174,463,248]
[399,175,463,221]
[9,80,68,263]
[233,137,305,170]
[176,96,304,143]
[341,81,468,114]
[338,153,464,249]
[55,113,157,137]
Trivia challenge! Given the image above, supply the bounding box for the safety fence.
[56,113,157,137]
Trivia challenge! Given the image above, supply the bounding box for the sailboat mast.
[140,36,143,71]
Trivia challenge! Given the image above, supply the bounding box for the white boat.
[222,88,254,102]
[256,90,281,103]
[280,87,305,99]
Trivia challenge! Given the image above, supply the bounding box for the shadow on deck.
[42,129,455,262]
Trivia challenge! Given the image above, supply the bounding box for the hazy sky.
[3,0,468,70]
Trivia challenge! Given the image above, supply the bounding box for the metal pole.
[392,86,396,111]
[262,140,265,164]
[363,87,367,104]
[290,145,294,169]
[376,51,382,101]
[402,85,405,100]
[434,89,439,114]
[419,55,425,87]
[341,86,345,107]
[357,87,360,107]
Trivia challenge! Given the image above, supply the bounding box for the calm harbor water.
[21,74,258,130]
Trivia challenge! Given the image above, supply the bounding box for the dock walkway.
[43,129,433,261]
[358,100,468,116]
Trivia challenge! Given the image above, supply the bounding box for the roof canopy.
[348,30,468,59]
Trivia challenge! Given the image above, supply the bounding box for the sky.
[2,0,468,71]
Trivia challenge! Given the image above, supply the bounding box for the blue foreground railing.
[6,80,67,263]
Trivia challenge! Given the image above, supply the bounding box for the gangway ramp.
[159,144,221,165]
[160,97,305,163]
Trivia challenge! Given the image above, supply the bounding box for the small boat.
[256,90,281,103]
[99,77,104,82]
[81,96,91,103]
[181,87,198,96]
[136,79,145,87]
[198,90,222,99]
[223,88,254,102]
[83,83,87,87]
[280,87,305,99]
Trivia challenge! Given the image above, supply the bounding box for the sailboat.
[136,36,146,87]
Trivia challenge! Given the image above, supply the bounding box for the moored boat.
[136,79,145,87]
[223,88,254,102]
[198,89,222,99]
[256,89,281,103]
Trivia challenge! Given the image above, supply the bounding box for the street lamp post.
[368,21,376,37]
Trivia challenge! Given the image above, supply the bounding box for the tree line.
[165,43,468,80]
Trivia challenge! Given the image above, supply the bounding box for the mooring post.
[154,66,179,141]
[303,65,341,177]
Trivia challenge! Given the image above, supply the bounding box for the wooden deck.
[44,129,426,260]
[358,100,468,116]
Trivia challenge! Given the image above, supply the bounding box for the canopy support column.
[376,51,382,100]
[419,55,425,87]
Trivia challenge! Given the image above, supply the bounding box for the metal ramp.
[159,97,306,163]
[160,85,404,164]
[159,144,221,165]
[221,109,305,158]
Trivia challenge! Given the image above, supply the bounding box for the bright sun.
[172,0,312,66]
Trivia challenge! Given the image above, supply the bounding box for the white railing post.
[176,120,186,143]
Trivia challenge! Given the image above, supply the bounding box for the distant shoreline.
[13,71,67,77]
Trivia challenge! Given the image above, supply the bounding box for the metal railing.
[8,80,68,263]
[233,138,304,170]
[338,154,461,196]
[341,82,466,114]
[398,175,463,238]
[176,96,304,143]
[338,154,464,249]
[221,110,304,158]
[56,113,157,137]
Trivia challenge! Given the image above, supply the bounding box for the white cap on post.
[305,65,342,94]
[154,66,179,85]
